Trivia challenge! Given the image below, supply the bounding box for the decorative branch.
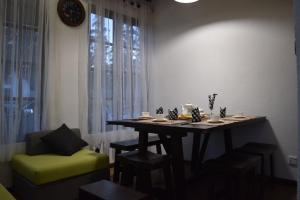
[208,93,218,111]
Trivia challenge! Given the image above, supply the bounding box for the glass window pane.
[104,18,113,44]
[132,25,140,50]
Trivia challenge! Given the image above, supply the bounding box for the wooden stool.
[236,142,277,177]
[117,150,173,199]
[110,136,163,182]
[79,180,150,200]
[202,152,261,200]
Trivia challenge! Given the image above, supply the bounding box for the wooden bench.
[79,180,150,200]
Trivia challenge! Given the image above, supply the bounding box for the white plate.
[138,116,153,120]
[207,119,224,124]
[152,118,168,122]
[232,115,247,119]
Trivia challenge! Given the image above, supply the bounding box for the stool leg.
[226,175,234,200]
[270,154,274,178]
[136,169,152,194]
[256,171,265,200]
[248,169,256,200]
[121,164,134,186]
[113,149,121,182]
[163,164,173,199]
[156,144,162,154]
[234,174,247,200]
[207,175,218,200]
[260,155,265,176]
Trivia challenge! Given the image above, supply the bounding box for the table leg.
[224,129,233,153]
[138,131,148,153]
[158,133,171,154]
[191,133,201,172]
[197,134,210,167]
[170,134,187,200]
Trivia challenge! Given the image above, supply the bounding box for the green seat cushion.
[11,149,109,185]
[0,184,16,200]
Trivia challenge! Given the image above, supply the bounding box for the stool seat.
[111,136,164,182]
[237,142,277,177]
[110,136,163,151]
[215,152,261,172]
[117,150,170,169]
[118,151,173,199]
[238,142,277,155]
[202,152,261,200]
[79,180,150,200]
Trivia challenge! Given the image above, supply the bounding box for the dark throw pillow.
[41,124,88,156]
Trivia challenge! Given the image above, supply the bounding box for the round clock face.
[57,0,85,27]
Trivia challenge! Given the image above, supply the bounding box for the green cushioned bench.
[0,184,16,200]
[11,128,110,200]
[12,148,109,185]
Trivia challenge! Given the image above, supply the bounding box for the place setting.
[137,107,168,123]
[137,112,154,120]
[137,106,190,125]
[222,112,256,122]
[152,107,188,124]
[183,94,253,126]
[187,93,224,126]
[135,93,255,127]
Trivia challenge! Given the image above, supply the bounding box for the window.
[88,8,143,133]
[1,0,43,143]
[89,10,114,123]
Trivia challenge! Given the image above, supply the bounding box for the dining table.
[107,115,266,200]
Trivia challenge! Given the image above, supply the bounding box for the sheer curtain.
[0,0,46,161]
[41,0,63,130]
[80,0,152,158]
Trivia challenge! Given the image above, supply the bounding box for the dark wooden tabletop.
[107,116,266,134]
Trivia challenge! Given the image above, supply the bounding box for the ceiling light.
[174,0,199,3]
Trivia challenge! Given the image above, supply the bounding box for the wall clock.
[57,0,85,27]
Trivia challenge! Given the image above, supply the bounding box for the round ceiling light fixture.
[174,0,199,3]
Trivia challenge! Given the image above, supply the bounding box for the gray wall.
[151,0,297,180]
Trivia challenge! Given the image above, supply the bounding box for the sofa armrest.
[0,184,16,200]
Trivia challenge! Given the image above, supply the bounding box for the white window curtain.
[79,0,152,158]
[0,0,47,161]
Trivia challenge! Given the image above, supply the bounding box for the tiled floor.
[11,167,296,200]
[185,178,297,200]
[149,166,297,200]
[264,182,297,200]
[11,180,296,200]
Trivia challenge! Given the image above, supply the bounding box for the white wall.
[150,0,297,180]
[294,0,300,197]
[51,0,86,128]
